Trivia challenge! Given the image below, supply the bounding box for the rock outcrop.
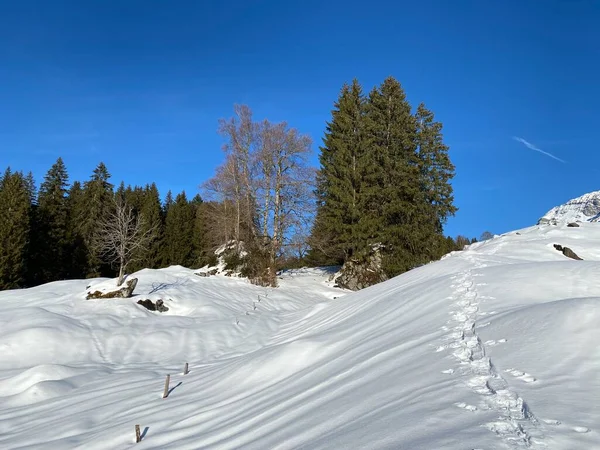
[137,299,169,312]
[195,268,218,277]
[335,244,388,291]
[86,278,138,300]
[553,244,583,261]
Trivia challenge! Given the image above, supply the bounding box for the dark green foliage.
[163,191,195,267]
[80,162,115,277]
[163,190,174,215]
[129,183,163,271]
[65,181,89,279]
[309,79,365,264]
[310,76,458,283]
[0,169,32,289]
[455,235,472,250]
[222,248,247,272]
[0,159,216,289]
[361,77,424,276]
[37,158,70,282]
[190,194,212,267]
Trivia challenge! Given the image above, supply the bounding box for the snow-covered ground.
[1,223,599,449]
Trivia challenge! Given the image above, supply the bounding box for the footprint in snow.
[484,338,507,346]
[477,322,491,329]
[441,369,455,374]
[455,402,478,411]
[542,419,561,425]
[504,368,536,383]
[573,426,591,433]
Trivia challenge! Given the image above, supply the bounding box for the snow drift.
[0,224,599,449]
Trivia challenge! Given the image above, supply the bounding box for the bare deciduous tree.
[203,105,315,286]
[257,121,313,274]
[94,198,159,286]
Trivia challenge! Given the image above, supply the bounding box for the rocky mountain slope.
[539,190,600,224]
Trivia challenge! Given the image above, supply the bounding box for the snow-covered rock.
[539,190,600,224]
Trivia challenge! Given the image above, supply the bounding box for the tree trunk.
[117,261,125,286]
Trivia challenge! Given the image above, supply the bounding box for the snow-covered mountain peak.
[538,190,600,224]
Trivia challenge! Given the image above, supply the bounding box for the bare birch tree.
[204,105,315,286]
[94,197,159,286]
[256,121,314,276]
[216,104,259,242]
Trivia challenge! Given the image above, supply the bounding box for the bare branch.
[93,197,159,286]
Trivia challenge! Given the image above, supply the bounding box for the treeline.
[0,160,214,290]
[1,76,481,291]
[307,76,458,280]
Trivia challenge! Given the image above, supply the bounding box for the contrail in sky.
[512,136,566,163]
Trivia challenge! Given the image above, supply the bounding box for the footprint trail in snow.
[442,262,543,448]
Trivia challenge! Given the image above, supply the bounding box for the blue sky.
[1,1,598,238]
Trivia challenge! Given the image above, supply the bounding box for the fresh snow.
[1,224,599,449]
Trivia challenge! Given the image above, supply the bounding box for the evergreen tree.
[129,183,163,271]
[310,76,457,285]
[37,157,70,282]
[362,76,424,275]
[415,103,457,259]
[0,169,32,289]
[163,190,174,215]
[23,170,41,285]
[309,79,366,264]
[66,181,88,279]
[190,194,209,267]
[80,162,114,277]
[163,191,194,266]
[25,171,37,205]
[115,181,127,202]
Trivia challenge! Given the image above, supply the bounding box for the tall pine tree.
[310,76,457,285]
[129,183,163,271]
[163,191,194,266]
[0,169,32,289]
[415,103,457,259]
[37,157,70,282]
[309,79,366,264]
[362,76,422,275]
[66,180,88,279]
[80,162,114,277]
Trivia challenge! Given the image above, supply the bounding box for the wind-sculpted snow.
[0,225,598,449]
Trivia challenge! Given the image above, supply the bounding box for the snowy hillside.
[539,190,600,224]
[1,224,599,449]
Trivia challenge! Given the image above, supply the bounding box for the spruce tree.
[81,162,114,277]
[310,79,366,264]
[415,102,457,259]
[190,194,209,267]
[24,171,41,285]
[129,183,163,271]
[163,191,194,266]
[66,181,88,279]
[163,190,174,215]
[0,169,32,289]
[37,157,70,282]
[362,76,422,275]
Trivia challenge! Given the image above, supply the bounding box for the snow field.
[0,222,598,449]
